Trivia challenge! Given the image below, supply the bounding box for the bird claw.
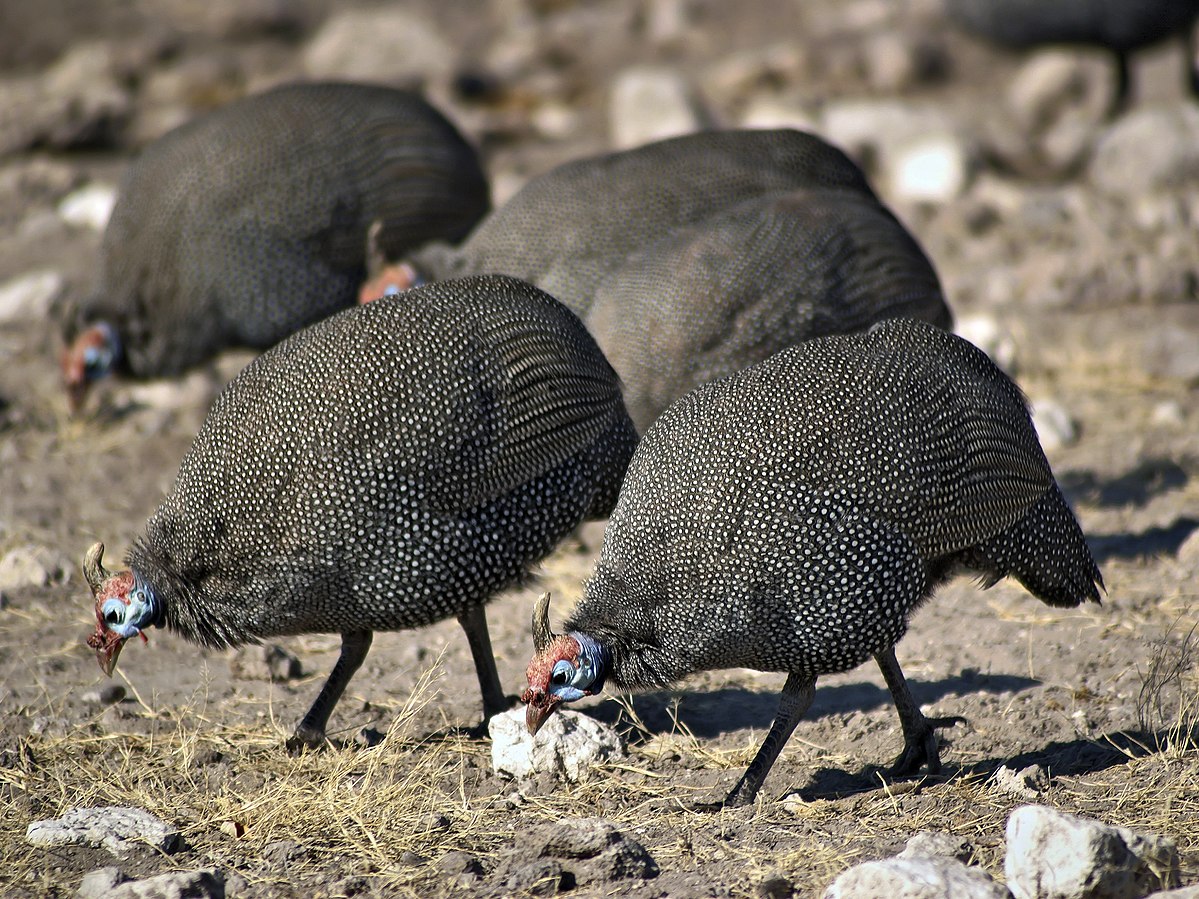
[887,714,967,776]
[285,725,328,755]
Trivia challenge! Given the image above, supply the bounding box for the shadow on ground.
[588,671,1038,738]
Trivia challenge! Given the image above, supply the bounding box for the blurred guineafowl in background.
[82,275,637,749]
[944,0,1199,109]
[523,318,1102,807]
[375,128,951,432]
[59,81,489,412]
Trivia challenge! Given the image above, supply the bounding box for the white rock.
[1005,805,1180,899]
[863,31,923,93]
[106,869,224,899]
[646,0,691,46]
[888,133,970,204]
[824,856,1009,899]
[990,764,1047,801]
[58,182,117,231]
[1144,887,1199,899]
[490,708,624,782]
[820,99,972,202]
[954,314,1018,374]
[303,9,455,86]
[26,806,178,857]
[1151,401,1185,428]
[1031,399,1078,452]
[609,66,704,150]
[1091,103,1199,198]
[737,95,819,133]
[899,831,974,863]
[1006,50,1113,133]
[0,545,65,590]
[77,866,129,898]
[0,270,64,324]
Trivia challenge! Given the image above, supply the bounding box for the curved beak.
[522,690,560,736]
[86,627,126,676]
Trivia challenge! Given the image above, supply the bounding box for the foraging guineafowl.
[84,275,637,748]
[944,0,1199,108]
[60,81,489,412]
[383,129,951,431]
[523,318,1102,806]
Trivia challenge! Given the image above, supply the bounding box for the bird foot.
[887,714,966,776]
[285,725,329,755]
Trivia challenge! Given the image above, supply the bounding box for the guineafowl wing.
[585,187,950,429]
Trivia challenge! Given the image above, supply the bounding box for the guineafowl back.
[570,318,1099,686]
[408,129,873,317]
[945,0,1199,50]
[585,186,952,430]
[129,275,636,647]
[75,81,489,377]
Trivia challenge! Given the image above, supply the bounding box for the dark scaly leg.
[457,603,509,723]
[723,673,816,807]
[1113,50,1132,116]
[1188,24,1199,99]
[287,630,373,752]
[875,645,964,775]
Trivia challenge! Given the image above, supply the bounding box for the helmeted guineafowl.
[83,275,637,749]
[60,81,489,412]
[944,0,1199,108]
[379,129,951,431]
[523,318,1102,806]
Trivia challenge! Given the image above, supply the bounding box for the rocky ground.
[1,0,1198,896]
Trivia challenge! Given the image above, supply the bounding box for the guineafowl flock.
[70,4,1121,816]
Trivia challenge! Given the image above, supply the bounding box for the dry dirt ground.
[1,1,1198,897]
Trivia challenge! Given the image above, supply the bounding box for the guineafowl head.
[357,262,422,304]
[82,543,160,676]
[60,322,121,413]
[521,593,610,735]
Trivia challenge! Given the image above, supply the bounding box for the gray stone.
[609,66,705,150]
[1005,805,1180,899]
[490,707,625,782]
[756,871,796,898]
[1006,50,1113,134]
[529,817,658,882]
[738,95,819,133]
[900,831,974,863]
[863,30,937,93]
[820,100,971,202]
[492,856,572,896]
[1176,527,1199,566]
[1031,400,1078,453]
[105,869,224,899]
[1145,887,1199,899]
[26,806,178,857]
[0,544,66,590]
[82,684,127,706]
[824,856,1009,898]
[1140,324,1199,385]
[1150,401,1185,429]
[434,850,483,878]
[302,9,455,88]
[991,764,1048,801]
[0,271,64,324]
[1091,104,1199,198]
[888,132,972,204]
[77,866,129,898]
[954,315,1018,374]
[228,643,302,682]
[40,42,133,148]
[58,182,118,231]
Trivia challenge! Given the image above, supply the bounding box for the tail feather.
[976,484,1103,608]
